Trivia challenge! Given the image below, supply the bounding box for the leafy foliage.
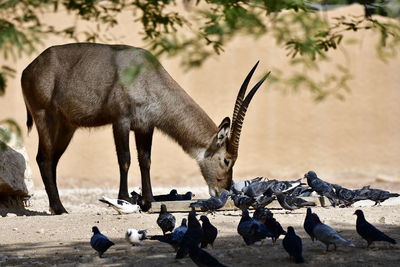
[0,0,399,100]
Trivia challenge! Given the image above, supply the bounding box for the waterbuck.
[21,43,268,214]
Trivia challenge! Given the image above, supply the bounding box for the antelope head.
[199,61,270,197]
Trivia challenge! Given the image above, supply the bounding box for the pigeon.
[243,180,275,197]
[154,189,179,201]
[282,226,304,264]
[154,189,195,201]
[231,193,254,210]
[304,171,337,206]
[200,215,218,248]
[268,178,303,194]
[90,226,115,258]
[354,209,396,247]
[290,186,314,197]
[237,209,272,245]
[125,229,147,246]
[188,245,228,267]
[253,207,273,224]
[311,213,355,251]
[361,187,400,205]
[176,210,204,259]
[231,177,264,194]
[275,192,315,211]
[303,208,316,242]
[251,193,275,209]
[175,191,195,201]
[99,196,141,214]
[157,204,176,235]
[151,218,188,251]
[265,216,286,243]
[189,190,230,213]
[332,184,368,207]
[172,218,188,246]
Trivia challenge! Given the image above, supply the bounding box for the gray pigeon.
[176,210,203,259]
[310,213,355,251]
[231,177,264,194]
[231,193,254,210]
[237,209,272,245]
[251,194,275,209]
[190,190,230,212]
[268,178,303,194]
[290,186,314,197]
[303,208,316,242]
[304,171,337,206]
[243,180,276,197]
[354,209,396,247]
[358,187,400,205]
[275,192,316,211]
[90,226,115,258]
[172,218,188,243]
[157,204,176,235]
[332,184,369,207]
[253,207,273,224]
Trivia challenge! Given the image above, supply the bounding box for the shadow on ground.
[1,222,399,267]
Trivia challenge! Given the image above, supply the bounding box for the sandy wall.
[1,4,399,190]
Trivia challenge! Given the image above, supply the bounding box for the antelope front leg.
[113,120,131,201]
[134,128,155,212]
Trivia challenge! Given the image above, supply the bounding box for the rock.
[379,217,385,224]
[0,126,33,198]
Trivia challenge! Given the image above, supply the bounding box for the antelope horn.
[231,61,260,126]
[228,71,270,157]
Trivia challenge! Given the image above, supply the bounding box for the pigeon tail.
[381,235,397,244]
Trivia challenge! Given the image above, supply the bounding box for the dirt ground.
[0,185,399,267]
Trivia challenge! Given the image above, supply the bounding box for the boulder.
[0,126,33,198]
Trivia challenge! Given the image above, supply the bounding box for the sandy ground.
[1,186,399,267]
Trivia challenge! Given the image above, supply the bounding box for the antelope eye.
[223,158,230,167]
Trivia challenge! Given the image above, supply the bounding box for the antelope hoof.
[50,205,68,215]
[140,200,152,212]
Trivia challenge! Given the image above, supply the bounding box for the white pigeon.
[125,229,147,246]
[99,196,141,214]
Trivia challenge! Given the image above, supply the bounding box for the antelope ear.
[204,117,231,158]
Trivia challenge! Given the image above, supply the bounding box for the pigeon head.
[286,226,296,235]
[138,230,148,239]
[354,209,365,218]
[220,190,230,199]
[92,226,100,234]
[185,191,194,198]
[181,218,187,226]
[304,171,317,180]
[160,204,168,213]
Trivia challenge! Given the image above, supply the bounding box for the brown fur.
[21,43,238,214]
